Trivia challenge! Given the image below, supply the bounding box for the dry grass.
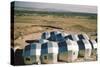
[11,11,98,63]
[13,15,97,49]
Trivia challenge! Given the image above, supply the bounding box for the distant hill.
[14,1,97,14]
[14,6,72,13]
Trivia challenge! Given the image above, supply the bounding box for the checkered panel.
[77,40,85,50]
[78,34,89,40]
[23,43,41,56]
[22,31,97,62]
[82,39,92,49]
[23,44,31,56]
[76,39,96,51]
[71,34,79,41]
[41,32,50,39]
[47,42,58,54]
[89,40,97,49]
[41,42,48,54]
[58,41,68,53]
[56,34,65,42]
[39,39,48,44]
[41,31,90,42]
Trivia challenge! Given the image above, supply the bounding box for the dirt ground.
[12,14,97,62]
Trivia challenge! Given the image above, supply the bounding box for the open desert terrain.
[12,11,97,49]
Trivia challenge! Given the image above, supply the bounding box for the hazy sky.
[15,1,97,13]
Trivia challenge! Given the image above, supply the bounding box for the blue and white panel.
[50,31,58,36]
[78,34,85,40]
[39,39,49,44]
[71,41,79,61]
[77,39,92,58]
[82,39,92,50]
[23,44,31,56]
[64,35,73,40]
[58,41,68,53]
[47,31,64,42]
[66,39,79,61]
[61,32,69,37]
[71,34,79,41]
[72,41,79,51]
[56,33,65,42]
[23,50,31,57]
[76,40,86,58]
[30,43,36,56]
[89,40,97,56]
[23,43,42,57]
[78,34,89,40]
[48,41,58,54]
[41,42,48,54]
[41,32,50,39]
[64,34,79,41]
[66,39,79,51]
[89,40,97,49]
[36,43,41,56]
[77,40,85,50]
[82,39,92,58]
[47,31,57,41]
[66,39,73,51]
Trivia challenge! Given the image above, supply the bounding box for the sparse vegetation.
[13,10,97,49]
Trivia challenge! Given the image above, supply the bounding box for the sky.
[14,1,97,13]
